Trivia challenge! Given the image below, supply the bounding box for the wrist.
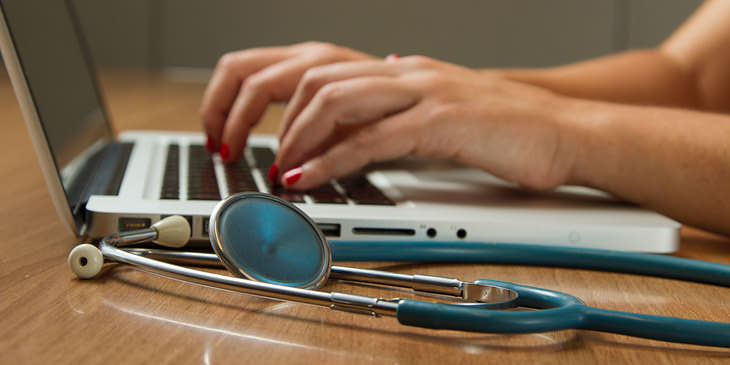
[550,96,603,188]
[552,96,619,190]
[497,87,589,191]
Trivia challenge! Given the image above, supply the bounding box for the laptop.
[0,0,680,253]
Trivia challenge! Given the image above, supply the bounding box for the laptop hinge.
[68,141,134,228]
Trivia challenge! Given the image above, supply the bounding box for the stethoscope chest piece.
[209,192,331,289]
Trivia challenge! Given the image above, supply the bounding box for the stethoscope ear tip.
[152,215,190,248]
[68,243,104,279]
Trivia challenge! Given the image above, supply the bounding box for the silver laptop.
[0,0,680,252]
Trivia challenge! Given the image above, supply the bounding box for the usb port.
[203,217,210,235]
[118,217,151,232]
[317,223,341,237]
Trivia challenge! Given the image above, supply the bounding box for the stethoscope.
[68,192,730,348]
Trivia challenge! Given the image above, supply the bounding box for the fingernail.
[267,163,279,184]
[220,143,230,161]
[385,53,400,61]
[283,167,303,185]
[205,135,215,153]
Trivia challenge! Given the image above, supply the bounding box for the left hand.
[274,55,579,191]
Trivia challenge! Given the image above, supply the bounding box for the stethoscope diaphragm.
[209,192,331,289]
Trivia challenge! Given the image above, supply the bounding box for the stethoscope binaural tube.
[68,193,518,318]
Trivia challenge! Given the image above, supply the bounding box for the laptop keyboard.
[161,144,394,205]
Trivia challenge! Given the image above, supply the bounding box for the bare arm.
[515,0,730,233]
[495,0,730,233]
[496,0,730,113]
[562,98,730,235]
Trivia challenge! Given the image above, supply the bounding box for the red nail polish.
[283,167,303,185]
[205,136,215,153]
[386,53,400,61]
[267,163,279,184]
[220,143,230,161]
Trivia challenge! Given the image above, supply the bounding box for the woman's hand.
[200,42,375,161]
[274,55,580,191]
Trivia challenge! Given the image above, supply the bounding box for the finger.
[219,55,325,161]
[200,47,293,149]
[280,108,423,190]
[276,76,419,173]
[279,60,406,139]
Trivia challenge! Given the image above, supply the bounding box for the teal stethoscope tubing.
[398,279,730,347]
[331,241,730,286]
[332,241,730,347]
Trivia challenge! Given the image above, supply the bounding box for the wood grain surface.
[1,70,729,364]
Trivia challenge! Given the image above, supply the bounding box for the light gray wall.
[73,0,704,70]
[73,0,153,68]
[157,1,616,69]
[625,0,704,48]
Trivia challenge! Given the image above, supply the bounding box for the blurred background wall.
[73,0,703,71]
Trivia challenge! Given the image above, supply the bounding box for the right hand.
[200,42,375,162]
[271,55,574,191]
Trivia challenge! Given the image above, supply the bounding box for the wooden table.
[2,70,730,364]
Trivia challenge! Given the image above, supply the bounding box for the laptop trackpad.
[371,158,620,208]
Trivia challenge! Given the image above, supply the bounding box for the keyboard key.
[271,186,305,203]
[160,189,179,200]
[251,146,276,169]
[337,173,395,205]
[225,158,257,194]
[188,145,220,200]
[308,183,347,204]
[193,192,223,200]
[161,144,179,199]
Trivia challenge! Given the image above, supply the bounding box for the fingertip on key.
[206,135,216,153]
[267,163,279,184]
[220,143,230,161]
[282,167,303,186]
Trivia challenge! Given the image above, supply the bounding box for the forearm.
[560,97,730,234]
[492,49,699,109]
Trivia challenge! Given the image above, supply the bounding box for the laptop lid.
[0,0,114,236]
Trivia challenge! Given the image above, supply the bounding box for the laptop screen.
[0,0,113,229]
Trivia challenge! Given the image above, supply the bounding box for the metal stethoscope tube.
[68,214,518,319]
[121,247,515,302]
